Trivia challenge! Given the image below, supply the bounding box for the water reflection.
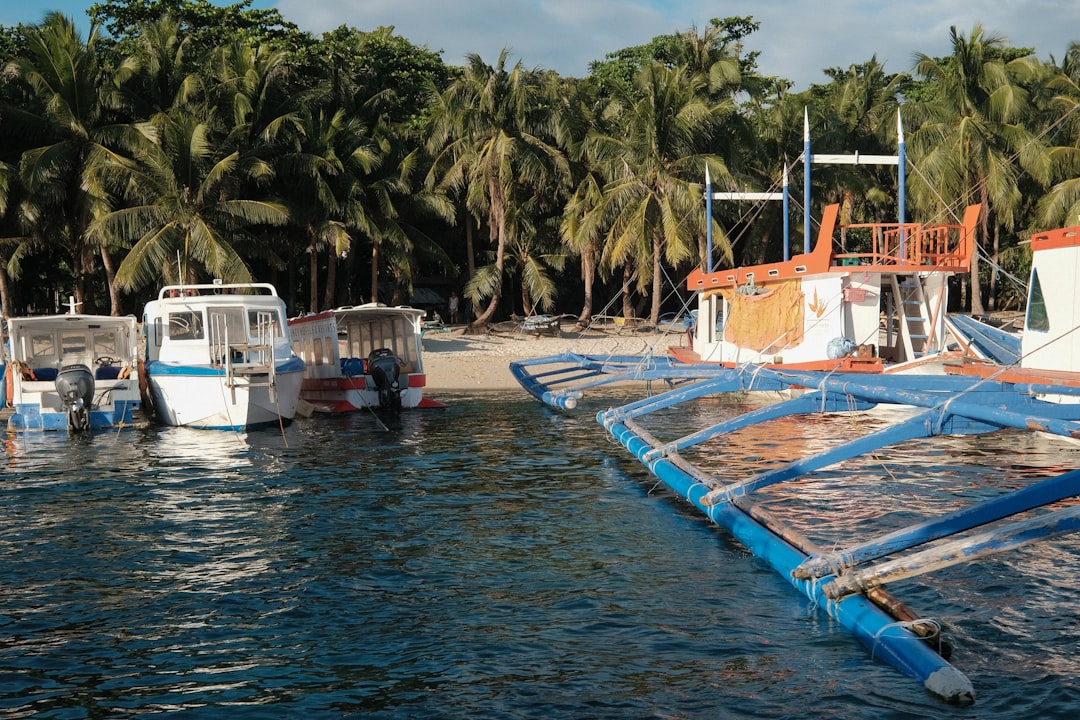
[0,394,1077,717]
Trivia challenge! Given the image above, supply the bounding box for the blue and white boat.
[141,282,305,430]
[3,312,142,431]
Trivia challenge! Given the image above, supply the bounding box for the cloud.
[273,0,1080,89]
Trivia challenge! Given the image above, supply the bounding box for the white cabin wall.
[1024,245,1080,373]
[782,276,846,363]
[843,275,883,349]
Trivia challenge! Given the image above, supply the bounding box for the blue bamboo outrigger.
[596,223,1080,704]
[512,120,1080,703]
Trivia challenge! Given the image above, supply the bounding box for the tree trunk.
[577,245,595,329]
[650,233,662,325]
[465,211,476,278]
[465,212,476,321]
[0,263,10,319]
[308,241,319,313]
[989,222,1000,312]
[370,241,380,305]
[467,182,507,334]
[101,245,122,316]
[621,264,634,319]
[322,250,337,311]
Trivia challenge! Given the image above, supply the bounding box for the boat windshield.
[168,310,205,340]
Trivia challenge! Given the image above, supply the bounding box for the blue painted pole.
[798,468,1080,579]
[824,503,1080,599]
[705,166,714,273]
[803,108,811,254]
[898,110,907,262]
[783,164,791,261]
[897,109,906,225]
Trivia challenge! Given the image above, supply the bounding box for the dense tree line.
[2,2,1080,331]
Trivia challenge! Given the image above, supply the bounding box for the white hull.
[147,367,305,429]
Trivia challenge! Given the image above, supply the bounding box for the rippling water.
[1,392,1078,719]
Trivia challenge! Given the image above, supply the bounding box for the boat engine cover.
[367,348,403,409]
[55,364,96,431]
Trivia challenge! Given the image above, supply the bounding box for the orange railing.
[831,205,979,272]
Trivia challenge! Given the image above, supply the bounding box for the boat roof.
[289,304,426,327]
[155,282,280,300]
[7,314,138,331]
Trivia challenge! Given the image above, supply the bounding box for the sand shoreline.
[419,325,685,392]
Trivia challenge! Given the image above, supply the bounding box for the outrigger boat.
[141,282,305,430]
[595,221,1080,704]
[512,112,988,409]
[288,304,444,412]
[2,310,142,431]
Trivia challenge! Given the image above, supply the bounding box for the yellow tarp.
[720,280,804,353]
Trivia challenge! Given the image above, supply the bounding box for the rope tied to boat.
[870,618,944,661]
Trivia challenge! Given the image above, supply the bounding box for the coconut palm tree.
[586,61,735,324]
[2,12,150,314]
[425,50,567,333]
[1031,42,1080,228]
[909,24,1049,315]
[92,109,289,290]
[275,105,376,312]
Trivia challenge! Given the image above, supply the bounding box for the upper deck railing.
[832,211,976,271]
[687,204,980,291]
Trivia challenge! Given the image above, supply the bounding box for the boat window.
[61,332,88,354]
[1026,268,1049,332]
[248,309,280,339]
[93,331,120,359]
[27,333,56,364]
[169,310,204,340]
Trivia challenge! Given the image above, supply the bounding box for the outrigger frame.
[598,365,1080,704]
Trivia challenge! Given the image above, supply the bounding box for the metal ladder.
[889,275,933,360]
[209,310,278,404]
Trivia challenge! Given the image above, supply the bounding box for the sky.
[5,0,1080,91]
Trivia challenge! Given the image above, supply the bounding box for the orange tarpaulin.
[719,280,804,353]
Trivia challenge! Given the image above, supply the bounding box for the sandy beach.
[420,325,685,391]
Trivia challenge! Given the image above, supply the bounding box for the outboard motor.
[55,364,95,431]
[367,348,403,410]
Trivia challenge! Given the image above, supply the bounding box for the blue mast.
[803,108,811,254]
[705,165,714,273]
[782,164,790,261]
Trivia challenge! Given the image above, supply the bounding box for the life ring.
[4,362,12,406]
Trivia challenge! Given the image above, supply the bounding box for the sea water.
[0,392,1077,719]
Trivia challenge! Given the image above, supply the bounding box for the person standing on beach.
[449,291,460,324]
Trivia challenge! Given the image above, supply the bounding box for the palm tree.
[91,109,289,291]
[425,50,567,333]
[1031,42,1080,228]
[811,58,905,226]
[117,14,203,126]
[358,127,455,309]
[909,24,1049,314]
[275,106,376,312]
[586,61,735,324]
[2,12,149,314]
